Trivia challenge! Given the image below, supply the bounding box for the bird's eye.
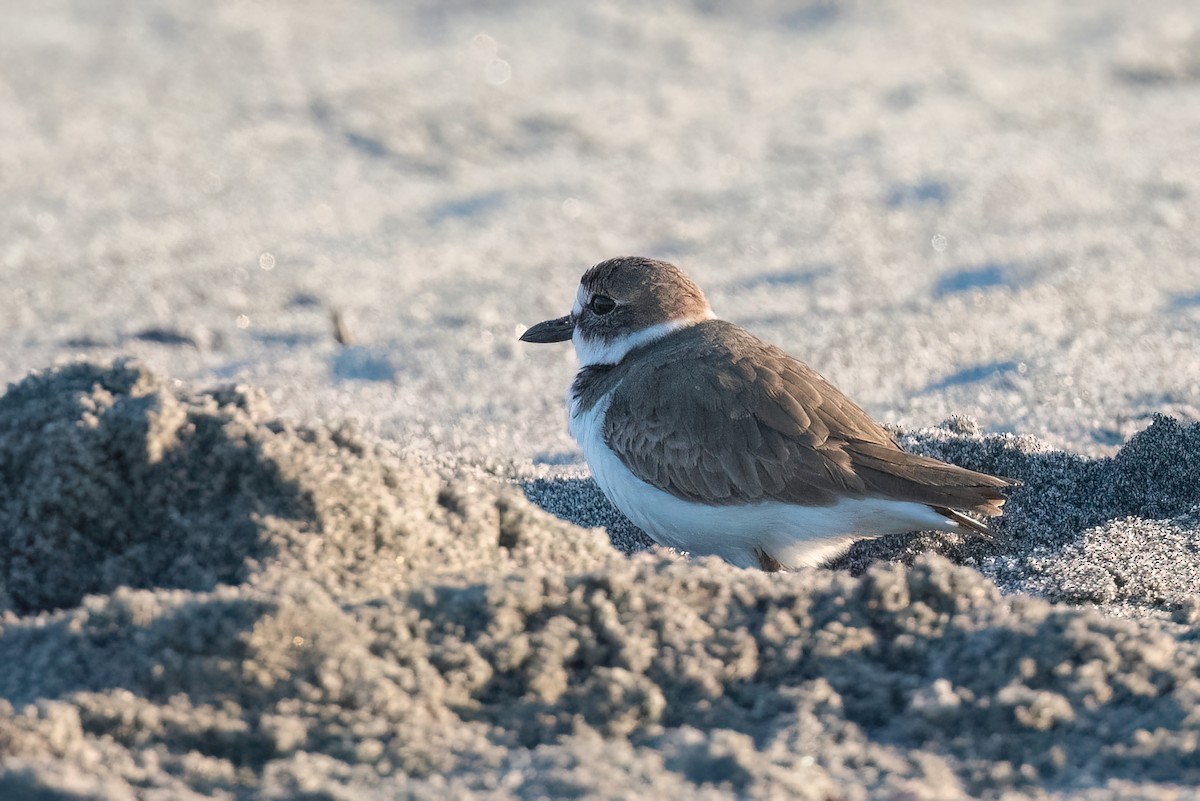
[589,295,617,315]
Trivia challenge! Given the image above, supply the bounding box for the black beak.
[519,315,574,343]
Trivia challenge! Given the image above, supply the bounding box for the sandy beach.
[2,1,1199,798]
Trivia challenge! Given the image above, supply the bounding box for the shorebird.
[520,256,1017,570]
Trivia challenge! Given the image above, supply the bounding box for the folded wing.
[603,322,1016,517]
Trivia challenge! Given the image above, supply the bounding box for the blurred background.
[2,0,1198,466]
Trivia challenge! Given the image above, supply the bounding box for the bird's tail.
[931,505,997,540]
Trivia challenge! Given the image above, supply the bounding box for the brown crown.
[580,257,712,333]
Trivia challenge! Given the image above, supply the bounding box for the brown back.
[581,320,1015,513]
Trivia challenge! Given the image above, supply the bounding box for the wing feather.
[602,321,1017,513]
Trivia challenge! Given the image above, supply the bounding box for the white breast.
[567,384,961,569]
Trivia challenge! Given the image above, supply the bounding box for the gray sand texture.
[3,0,1200,799]
[2,362,1199,801]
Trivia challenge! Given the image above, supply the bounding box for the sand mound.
[901,418,1200,617]
[2,362,1200,800]
[808,417,1200,621]
[0,361,612,614]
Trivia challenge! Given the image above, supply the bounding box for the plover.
[520,256,1018,571]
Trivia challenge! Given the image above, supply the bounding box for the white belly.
[568,388,959,569]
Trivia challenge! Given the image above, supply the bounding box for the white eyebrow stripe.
[571,283,587,316]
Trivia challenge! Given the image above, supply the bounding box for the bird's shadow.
[521,477,656,554]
